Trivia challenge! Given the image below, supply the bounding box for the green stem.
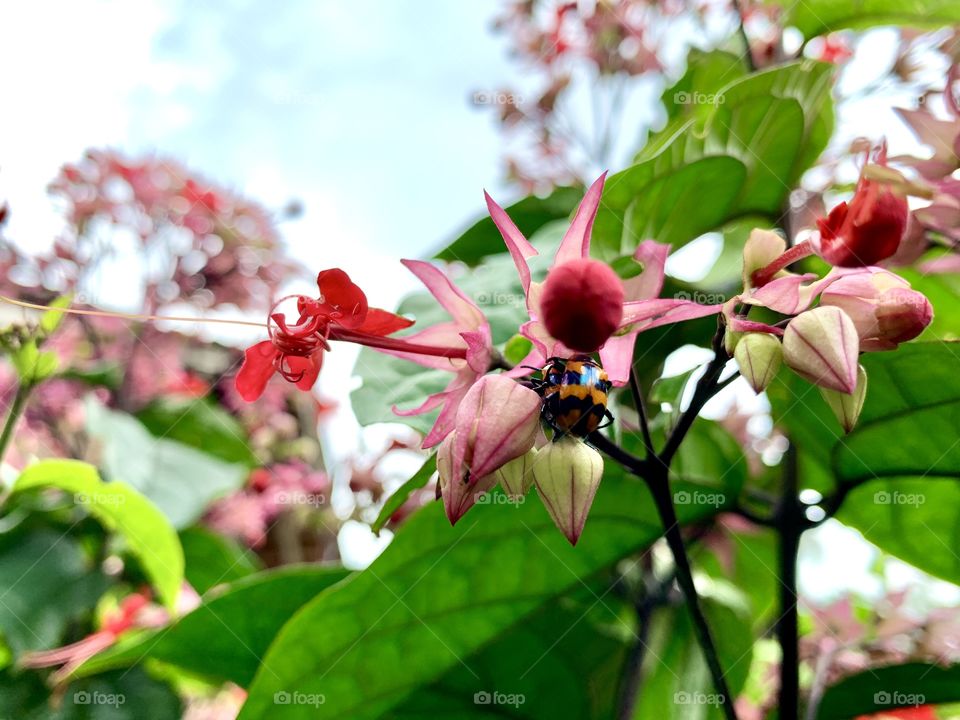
[0,382,32,465]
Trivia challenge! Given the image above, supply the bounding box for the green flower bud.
[734,332,783,394]
[820,364,868,433]
[533,436,604,546]
[494,448,538,500]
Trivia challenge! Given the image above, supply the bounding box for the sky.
[1,1,957,597]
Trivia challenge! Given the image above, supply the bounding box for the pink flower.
[782,306,859,394]
[391,260,494,449]
[819,268,933,351]
[486,174,720,385]
[435,375,541,524]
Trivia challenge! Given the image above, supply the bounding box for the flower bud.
[437,431,497,525]
[783,306,859,394]
[742,229,787,287]
[453,375,542,480]
[540,259,624,352]
[533,436,604,545]
[820,364,868,433]
[734,332,783,393]
[494,448,538,499]
[819,269,933,351]
[437,375,542,525]
[816,166,908,267]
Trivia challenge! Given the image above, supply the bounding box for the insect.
[530,354,614,437]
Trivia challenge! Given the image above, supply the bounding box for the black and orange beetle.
[530,354,614,437]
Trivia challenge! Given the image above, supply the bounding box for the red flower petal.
[236,341,279,402]
[286,350,324,391]
[355,307,414,336]
[316,268,368,328]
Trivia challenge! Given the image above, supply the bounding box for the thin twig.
[776,441,801,718]
[628,368,656,460]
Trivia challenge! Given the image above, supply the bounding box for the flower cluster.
[725,145,932,431]
[41,149,300,309]
[237,176,719,543]
[204,461,331,548]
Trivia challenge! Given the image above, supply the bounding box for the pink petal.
[555,173,606,265]
[623,240,669,301]
[380,322,468,370]
[401,259,485,330]
[484,191,538,296]
[598,332,638,386]
[747,273,837,315]
[618,299,722,333]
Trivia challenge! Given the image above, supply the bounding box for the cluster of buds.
[726,145,933,431]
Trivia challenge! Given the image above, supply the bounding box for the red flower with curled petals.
[236,268,412,401]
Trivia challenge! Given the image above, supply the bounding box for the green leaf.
[10,341,58,384]
[372,455,436,535]
[0,529,108,654]
[13,460,184,610]
[777,0,960,39]
[769,342,960,584]
[85,400,248,529]
[73,565,349,687]
[435,186,583,265]
[633,590,754,720]
[137,398,260,468]
[239,471,731,719]
[39,295,72,336]
[661,48,748,123]
[593,61,834,260]
[389,598,629,719]
[899,266,960,342]
[816,662,960,719]
[0,666,182,720]
[179,526,261,595]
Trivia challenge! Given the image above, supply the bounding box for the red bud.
[540,259,624,352]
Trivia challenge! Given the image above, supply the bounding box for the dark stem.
[731,0,756,72]
[660,325,734,467]
[648,472,738,720]
[616,594,655,720]
[0,381,32,465]
[776,442,801,719]
[628,369,655,460]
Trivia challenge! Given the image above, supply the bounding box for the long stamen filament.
[0,295,468,360]
[750,240,815,287]
[0,296,267,329]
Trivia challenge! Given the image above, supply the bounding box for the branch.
[0,381,32,466]
[776,441,801,718]
[660,324,735,467]
[628,369,656,460]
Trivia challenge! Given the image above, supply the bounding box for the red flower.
[540,258,624,352]
[817,144,909,267]
[235,268,411,401]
